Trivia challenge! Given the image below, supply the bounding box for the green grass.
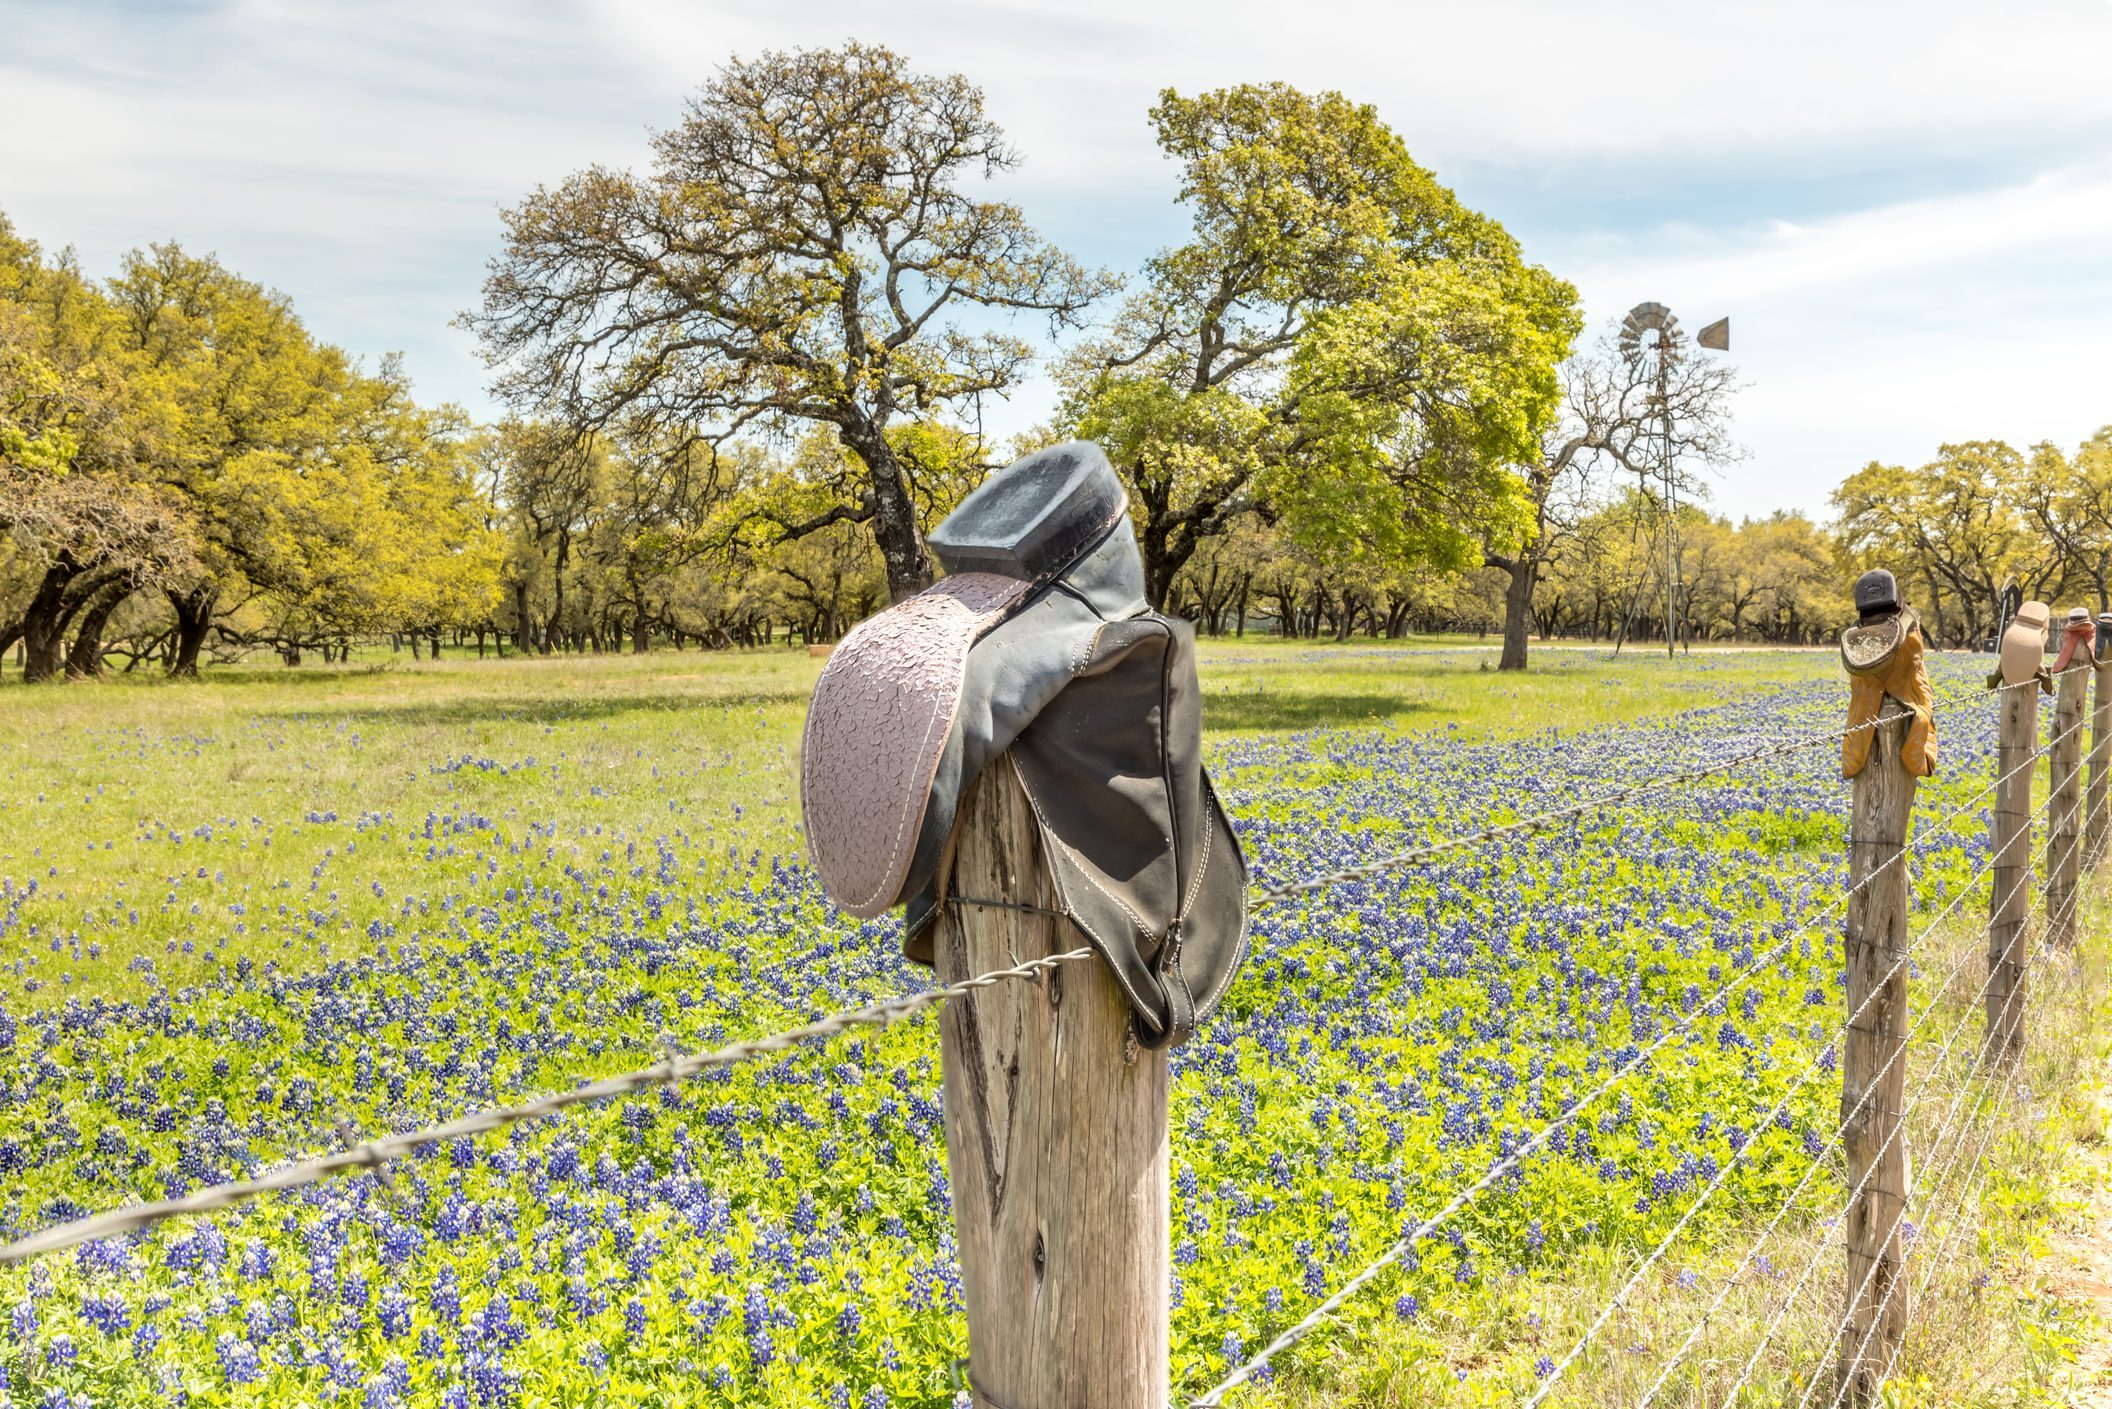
[17,635,2097,1409]
[0,638,1836,1008]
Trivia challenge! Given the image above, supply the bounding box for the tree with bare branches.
[1485,332,1741,670]
[465,42,1114,603]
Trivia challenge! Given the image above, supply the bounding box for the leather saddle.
[799,442,1249,1049]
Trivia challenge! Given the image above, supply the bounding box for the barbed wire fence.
[1193,686,2094,1408]
[0,660,2105,1409]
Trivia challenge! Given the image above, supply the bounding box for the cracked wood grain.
[936,754,1170,1409]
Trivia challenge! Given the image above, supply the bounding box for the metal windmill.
[1619,303,1729,657]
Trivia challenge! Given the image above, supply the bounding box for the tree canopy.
[0,215,500,677]
[19,43,2112,677]
[1062,83,1581,608]
[466,41,1113,603]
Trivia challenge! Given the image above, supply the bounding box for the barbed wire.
[1590,775,2087,1403]
[1524,780,2053,1409]
[1875,1052,2017,1396]
[0,659,1925,1267]
[1736,834,2084,1409]
[1802,858,2096,1409]
[1627,757,2086,1404]
[1891,888,2105,1407]
[1,661,2094,1409]
[0,944,1095,1263]
[1190,758,1968,1406]
[1631,882,2044,1404]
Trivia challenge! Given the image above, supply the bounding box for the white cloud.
[2,0,2109,521]
[1542,166,2112,519]
[588,0,2112,170]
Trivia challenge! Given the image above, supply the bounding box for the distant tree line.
[6,41,2102,679]
[1834,435,2112,649]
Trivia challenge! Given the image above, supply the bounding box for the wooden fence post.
[1987,680,2039,1065]
[2089,656,2112,866]
[1839,693,1918,1406]
[2049,665,2088,947]
[934,756,1171,1409]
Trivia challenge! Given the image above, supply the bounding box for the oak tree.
[467,42,1113,602]
[1066,83,1579,610]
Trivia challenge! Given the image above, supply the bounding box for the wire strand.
[1190,757,1971,1406]
[0,944,1095,1263]
[1802,858,2095,1408]
[1531,782,2057,1408]
[1630,766,2078,1403]
[1737,820,2082,1409]
[1199,704,2080,1407]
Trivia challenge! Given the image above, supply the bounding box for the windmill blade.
[1620,301,1681,366]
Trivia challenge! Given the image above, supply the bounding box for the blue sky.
[4,0,2110,521]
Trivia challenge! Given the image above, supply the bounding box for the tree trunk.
[842,423,934,603]
[544,527,571,652]
[511,578,535,653]
[1493,553,1535,672]
[65,578,136,679]
[167,585,217,678]
[19,559,79,684]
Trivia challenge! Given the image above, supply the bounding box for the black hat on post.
[1853,569,1898,622]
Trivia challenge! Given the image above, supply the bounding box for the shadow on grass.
[1203,689,1436,733]
[254,687,815,729]
[0,663,406,691]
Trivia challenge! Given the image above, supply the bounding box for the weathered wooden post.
[2049,660,2089,947]
[1987,677,2039,1064]
[2089,633,2112,865]
[935,758,1171,1409]
[1838,693,1919,1405]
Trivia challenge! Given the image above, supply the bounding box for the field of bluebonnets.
[0,642,2042,1406]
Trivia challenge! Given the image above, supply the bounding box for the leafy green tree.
[107,244,483,671]
[0,216,201,679]
[2020,428,2112,612]
[1833,441,2059,646]
[467,42,1112,603]
[1065,83,1579,610]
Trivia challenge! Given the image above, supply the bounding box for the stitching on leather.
[1179,776,1213,917]
[1073,618,1104,676]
